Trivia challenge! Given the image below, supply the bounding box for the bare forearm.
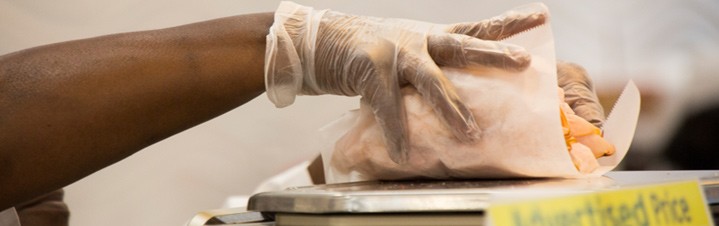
[0,12,272,209]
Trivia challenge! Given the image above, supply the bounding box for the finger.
[364,93,409,164]
[350,41,410,164]
[446,4,548,40]
[398,50,480,142]
[428,34,531,71]
[557,61,606,127]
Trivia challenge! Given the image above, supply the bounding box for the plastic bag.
[319,4,607,183]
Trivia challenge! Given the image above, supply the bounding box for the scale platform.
[188,171,719,226]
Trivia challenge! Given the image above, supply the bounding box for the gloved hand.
[265,1,546,163]
[557,61,606,128]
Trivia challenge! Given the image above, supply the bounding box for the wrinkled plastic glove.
[265,1,546,163]
[557,61,606,128]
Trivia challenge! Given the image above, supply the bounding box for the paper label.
[488,180,713,226]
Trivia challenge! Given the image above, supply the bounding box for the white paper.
[319,4,640,183]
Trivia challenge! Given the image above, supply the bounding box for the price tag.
[487,180,713,226]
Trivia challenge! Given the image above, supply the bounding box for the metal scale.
[188,170,719,226]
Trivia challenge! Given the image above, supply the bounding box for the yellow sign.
[488,180,713,226]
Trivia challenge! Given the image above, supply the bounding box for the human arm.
[0,2,554,210]
[0,12,273,210]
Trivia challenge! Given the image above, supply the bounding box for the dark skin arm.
[0,12,273,210]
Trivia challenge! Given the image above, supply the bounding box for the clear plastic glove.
[265,1,546,163]
[557,61,606,128]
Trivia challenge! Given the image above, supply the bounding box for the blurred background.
[2,0,718,225]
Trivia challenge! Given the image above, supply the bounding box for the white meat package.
[319,6,639,183]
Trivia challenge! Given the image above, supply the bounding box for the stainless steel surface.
[186,208,272,226]
[248,171,719,214]
[275,213,486,226]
